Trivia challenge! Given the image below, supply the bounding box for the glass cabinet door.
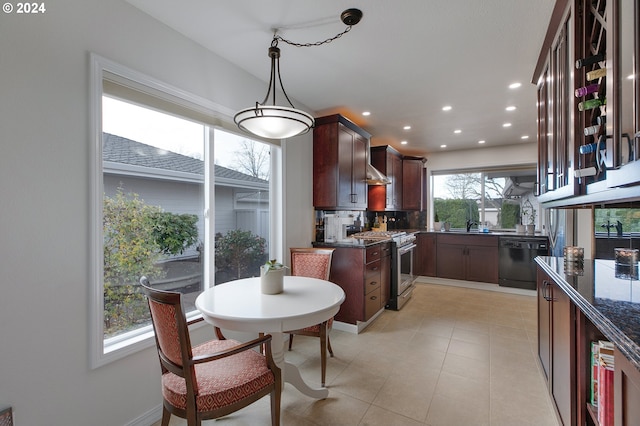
[606,0,640,185]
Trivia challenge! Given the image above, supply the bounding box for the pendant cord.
[274,25,353,48]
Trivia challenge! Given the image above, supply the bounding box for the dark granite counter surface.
[417,230,549,239]
[313,238,390,248]
[536,256,640,370]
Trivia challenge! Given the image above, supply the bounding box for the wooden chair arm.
[191,333,273,364]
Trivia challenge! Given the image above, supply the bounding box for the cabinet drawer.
[365,260,381,294]
[366,244,382,263]
[364,286,382,320]
[379,242,392,257]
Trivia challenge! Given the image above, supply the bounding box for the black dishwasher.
[498,236,549,290]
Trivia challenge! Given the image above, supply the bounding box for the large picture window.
[431,168,538,231]
[90,54,278,367]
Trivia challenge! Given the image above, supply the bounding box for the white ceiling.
[127,0,555,157]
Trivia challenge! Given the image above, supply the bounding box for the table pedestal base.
[271,333,328,399]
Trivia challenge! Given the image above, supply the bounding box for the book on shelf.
[594,340,615,426]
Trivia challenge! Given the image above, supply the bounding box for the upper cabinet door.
[535,1,580,203]
[313,114,370,210]
[606,0,640,187]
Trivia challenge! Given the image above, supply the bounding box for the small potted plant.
[525,208,537,235]
[433,211,442,231]
[521,200,536,235]
[260,259,288,294]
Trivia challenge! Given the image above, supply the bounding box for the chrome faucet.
[601,220,623,237]
[466,219,477,232]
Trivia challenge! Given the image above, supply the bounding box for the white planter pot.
[515,224,525,234]
[434,222,442,231]
[525,224,535,235]
[260,266,285,294]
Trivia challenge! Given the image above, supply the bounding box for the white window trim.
[89,53,284,368]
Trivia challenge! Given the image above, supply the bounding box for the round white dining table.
[195,276,345,399]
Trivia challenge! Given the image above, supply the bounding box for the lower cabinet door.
[364,286,381,321]
[551,282,575,426]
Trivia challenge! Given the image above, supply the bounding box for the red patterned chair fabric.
[140,277,281,426]
[286,248,336,386]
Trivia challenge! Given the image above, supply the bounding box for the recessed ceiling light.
[503,122,512,127]
[440,144,447,148]
[506,106,517,111]
[521,135,529,140]
[403,125,411,130]
[509,82,522,89]
[362,111,371,116]
[442,105,452,111]
[454,129,462,134]
[400,140,408,145]
[478,140,486,144]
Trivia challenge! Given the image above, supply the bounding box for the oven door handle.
[398,243,417,255]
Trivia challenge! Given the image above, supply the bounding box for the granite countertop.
[418,230,549,239]
[313,238,391,248]
[536,256,640,370]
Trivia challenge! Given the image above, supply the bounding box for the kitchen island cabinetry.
[368,145,402,211]
[536,257,640,426]
[436,233,498,283]
[537,267,575,425]
[313,114,369,210]
[316,242,390,325]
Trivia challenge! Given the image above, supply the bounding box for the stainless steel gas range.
[352,231,417,310]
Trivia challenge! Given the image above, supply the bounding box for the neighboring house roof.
[103,132,268,185]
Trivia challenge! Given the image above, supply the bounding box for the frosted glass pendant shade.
[234,105,314,140]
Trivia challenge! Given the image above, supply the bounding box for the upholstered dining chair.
[286,248,336,386]
[139,277,281,426]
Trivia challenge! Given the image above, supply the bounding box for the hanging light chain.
[273,25,353,48]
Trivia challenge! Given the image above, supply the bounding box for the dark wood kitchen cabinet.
[414,232,436,277]
[535,0,640,207]
[313,114,369,210]
[368,145,403,211]
[535,0,578,202]
[537,267,575,426]
[436,234,498,283]
[402,156,426,211]
[323,242,390,325]
[538,258,640,426]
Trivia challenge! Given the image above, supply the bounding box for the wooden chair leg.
[320,321,328,386]
[288,333,294,351]
[327,334,334,357]
[270,387,281,426]
[161,405,171,426]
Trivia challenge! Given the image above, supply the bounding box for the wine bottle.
[584,125,600,136]
[579,138,605,154]
[596,115,606,126]
[578,98,606,112]
[576,53,605,69]
[586,68,607,81]
[575,83,600,97]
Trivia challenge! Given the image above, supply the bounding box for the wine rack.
[576,0,607,186]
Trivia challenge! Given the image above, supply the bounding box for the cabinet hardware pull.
[370,281,377,286]
[370,296,377,300]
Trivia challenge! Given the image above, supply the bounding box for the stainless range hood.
[366,163,391,185]
[365,141,391,185]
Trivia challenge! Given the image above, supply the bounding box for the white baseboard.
[124,403,161,426]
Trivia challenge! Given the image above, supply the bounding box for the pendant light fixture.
[234,8,363,140]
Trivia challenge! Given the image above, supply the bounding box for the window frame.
[89,54,284,368]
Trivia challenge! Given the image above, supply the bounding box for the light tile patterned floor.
[154,281,560,426]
